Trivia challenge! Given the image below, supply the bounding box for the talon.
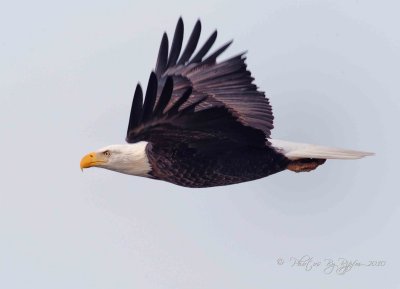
[287,159,326,173]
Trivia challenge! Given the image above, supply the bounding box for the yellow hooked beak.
[80,152,107,171]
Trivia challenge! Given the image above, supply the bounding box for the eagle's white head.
[80,141,151,176]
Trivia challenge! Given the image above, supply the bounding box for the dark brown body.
[147,143,290,187]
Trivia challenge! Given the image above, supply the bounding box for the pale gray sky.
[1,0,399,288]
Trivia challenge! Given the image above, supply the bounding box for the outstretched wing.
[151,18,274,137]
[126,72,267,151]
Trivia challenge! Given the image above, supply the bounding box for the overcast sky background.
[1,0,399,288]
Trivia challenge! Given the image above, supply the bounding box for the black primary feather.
[189,30,217,64]
[126,84,143,135]
[155,33,169,77]
[141,72,158,122]
[177,20,201,65]
[166,18,184,68]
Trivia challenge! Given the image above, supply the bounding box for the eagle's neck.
[103,142,151,177]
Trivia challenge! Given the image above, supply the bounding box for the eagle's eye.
[103,150,111,157]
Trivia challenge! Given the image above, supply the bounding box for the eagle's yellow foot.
[287,159,326,173]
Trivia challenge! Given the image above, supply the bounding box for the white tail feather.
[269,139,374,160]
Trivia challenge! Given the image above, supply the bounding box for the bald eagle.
[80,18,373,188]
